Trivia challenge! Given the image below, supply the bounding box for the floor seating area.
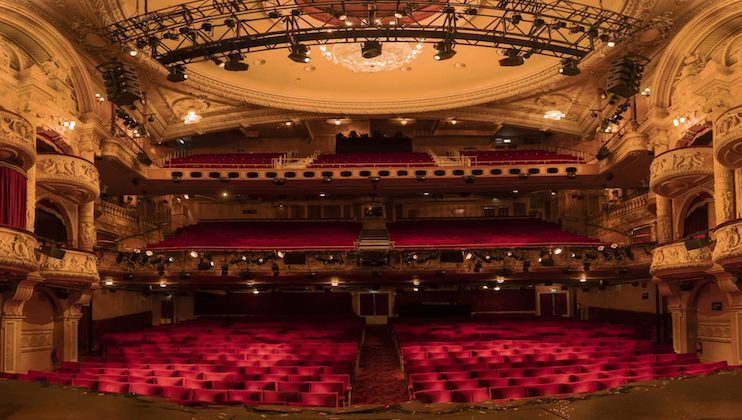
[461,150,583,165]
[163,153,284,168]
[308,153,435,168]
[387,219,600,248]
[10,320,361,407]
[394,319,731,404]
[149,221,362,251]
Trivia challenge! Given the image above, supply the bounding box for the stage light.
[288,44,311,63]
[159,280,167,288]
[361,41,382,58]
[252,289,260,295]
[434,41,456,61]
[189,250,199,258]
[559,59,581,76]
[465,252,474,260]
[554,247,563,255]
[166,64,188,82]
[224,53,249,71]
[499,49,524,67]
[412,279,421,286]
[276,251,286,259]
[494,286,501,291]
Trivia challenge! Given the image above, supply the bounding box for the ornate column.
[737,169,742,219]
[713,271,742,365]
[713,153,736,224]
[77,130,99,251]
[54,289,92,363]
[25,166,36,231]
[0,273,41,373]
[656,197,673,242]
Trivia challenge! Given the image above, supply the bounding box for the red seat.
[71,377,98,389]
[560,381,597,394]
[595,377,627,390]
[161,386,194,404]
[129,382,162,396]
[155,377,185,386]
[243,380,276,391]
[446,379,480,390]
[192,388,228,404]
[439,371,470,381]
[412,380,447,392]
[226,389,263,405]
[262,390,300,405]
[477,378,509,388]
[276,381,308,392]
[296,392,339,407]
[490,386,527,400]
[451,388,490,403]
[98,381,130,393]
[414,390,452,403]
[526,383,562,397]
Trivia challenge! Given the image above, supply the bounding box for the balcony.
[649,147,713,198]
[0,109,36,170]
[0,226,38,275]
[39,248,99,287]
[713,219,742,270]
[714,106,742,169]
[36,154,99,204]
[650,241,713,280]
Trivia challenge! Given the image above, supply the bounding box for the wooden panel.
[359,293,375,316]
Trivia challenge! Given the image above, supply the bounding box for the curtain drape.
[0,164,28,229]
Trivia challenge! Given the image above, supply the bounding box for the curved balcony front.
[0,109,36,170]
[0,226,38,276]
[36,154,99,204]
[713,219,742,270]
[650,241,713,280]
[649,147,713,198]
[714,106,742,169]
[39,248,99,287]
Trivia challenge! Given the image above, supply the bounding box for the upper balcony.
[36,154,99,204]
[0,225,38,276]
[650,240,713,280]
[0,109,36,170]
[713,218,742,271]
[714,106,742,169]
[649,146,713,198]
[39,248,99,287]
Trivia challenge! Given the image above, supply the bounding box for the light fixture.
[641,88,651,96]
[224,53,249,71]
[512,189,519,194]
[189,250,199,258]
[559,59,581,76]
[413,286,419,292]
[104,278,114,286]
[400,118,408,126]
[496,276,505,284]
[499,49,524,67]
[321,42,424,72]
[159,280,167,288]
[544,110,566,120]
[494,286,501,291]
[554,247,563,255]
[166,64,188,82]
[412,279,420,286]
[361,41,382,59]
[288,44,311,63]
[331,279,339,287]
[183,110,202,124]
[221,191,229,198]
[129,49,138,57]
[607,40,616,47]
[465,252,474,260]
[434,41,456,61]
[252,289,260,295]
[284,121,293,126]
[482,285,489,290]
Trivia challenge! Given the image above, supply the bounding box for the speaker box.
[284,252,306,265]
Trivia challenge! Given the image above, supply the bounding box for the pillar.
[713,154,736,224]
[656,196,673,242]
[714,271,742,365]
[54,288,91,363]
[25,165,35,231]
[736,169,742,219]
[78,131,98,251]
[0,274,41,373]
[668,304,697,354]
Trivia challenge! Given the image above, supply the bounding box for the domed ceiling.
[110,0,631,114]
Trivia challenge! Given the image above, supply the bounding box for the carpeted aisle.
[352,325,409,405]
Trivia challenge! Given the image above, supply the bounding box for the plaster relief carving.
[39,249,99,285]
[0,227,38,275]
[651,241,713,279]
[35,155,99,203]
[649,147,713,197]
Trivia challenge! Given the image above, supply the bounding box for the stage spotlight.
[463,175,475,184]
[288,44,311,63]
[522,260,530,272]
[553,247,563,255]
[221,264,229,276]
[559,59,581,76]
[434,41,456,61]
[189,250,199,258]
[499,49,524,67]
[271,262,280,277]
[224,53,249,71]
[361,41,382,58]
[273,178,286,185]
[166,64,188,82]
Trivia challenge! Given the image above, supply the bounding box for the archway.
[689,280,732,362]
[34,199,71,245]
[19,290,58,372]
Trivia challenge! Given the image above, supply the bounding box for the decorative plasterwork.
[0,227,38,276]
[0,109,36,170]
[714,106,742,169]
[697,320,732,343]
[21,329,54,351]
[649,147,713,198]
[650,241,713,279]
[713,220,742,269]
[39,248,99,286]
[36,154,99,203]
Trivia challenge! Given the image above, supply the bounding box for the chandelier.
[320,42,424,72]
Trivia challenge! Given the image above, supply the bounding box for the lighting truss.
[105,0,642,67]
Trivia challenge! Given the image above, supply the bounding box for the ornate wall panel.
[697,320,732,343]
[35,154,99,203]
[39,248,99,287]
[649,147,713,198]
[0,109,35,170]
[650,241,713,279]
[0,226,38,275]
[715,106,742,169]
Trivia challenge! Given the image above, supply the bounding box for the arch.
[35,197,74,245]
[649,0,742,111]
[0,3,98,114]
[673,187,714,239]
[19,289,58,372]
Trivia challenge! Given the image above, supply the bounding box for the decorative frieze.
[697,321,732,343]
[0,109,36,170]
[36,154,99,203]
[39,248,99,286]
[0,226,38,275]
[649,147,713,198]
[713,220,742,269]
[714,106,742,169]
[650,241,713,279]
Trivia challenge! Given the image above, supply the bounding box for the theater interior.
[0,0,741,418]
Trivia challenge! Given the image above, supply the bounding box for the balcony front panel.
[650,241,713,280]
[649,147,713,198]
[36,154,99,203]
[0,226,38,275]
[714,106,742,169]
[713,219,742,269]
[39,248,99,287]
[0,109,36,170]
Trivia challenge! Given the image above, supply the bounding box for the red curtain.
[0,165,27,229]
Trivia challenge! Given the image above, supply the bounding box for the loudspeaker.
[136,152,153,166]
[596,146,611,161]
[284,252,306,265]
[102,61,143,106]
[440,251,464,263]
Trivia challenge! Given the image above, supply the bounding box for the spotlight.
[553,247,563,255]
[522,260,530,272]
[224,53,249,71]
[271,262,280,277]
[434,41,456,61]
[361,41,382,59]
[166,64,188,82]
[273,178,286,186]
[463,175,475,184]
[559,59,581,76]
[189,250,199,258]
[499,49,524,67]
[288,44,311,63]
[221,264,229,276]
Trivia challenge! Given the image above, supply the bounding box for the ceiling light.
[412,279,420,286]
[166,65,188,82]
[559,59,580,76]
[222,191,229,197]
[183,110,202,124]
[400,118,408,126]
[104,279,114,286]
[554,247,563,255]
[482,285,489,290]
[128,49,138,57]
[494,286,501,291]
[607,40,616,47]
[544,109,566,120]
[224,53,249,71]
[159,280,167,288]
[499,49,524,66]
[331,279,339,287]
[579,274,587,282]
[413,286,419,292]
[434,41,456,61]
[361,41,382,59]
[512,189,519,194]
[288,44,311,63]
[189,250,199,258]
[284,121,294,126]
[252,289,260,295]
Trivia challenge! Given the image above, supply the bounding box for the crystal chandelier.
[319,42,424,73]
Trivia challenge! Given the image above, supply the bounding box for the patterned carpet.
[352,325,409,404]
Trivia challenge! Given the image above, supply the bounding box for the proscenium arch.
[650,0,742,111]
[0,2,99,115]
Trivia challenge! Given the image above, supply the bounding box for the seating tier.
[308,153,435,168]
[461,150,583,165]
[164,153,284,168]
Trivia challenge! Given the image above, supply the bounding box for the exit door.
[540,292,568,317]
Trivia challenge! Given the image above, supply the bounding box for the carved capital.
[2,273,41,316]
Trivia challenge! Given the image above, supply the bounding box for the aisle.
[352,325,409,405]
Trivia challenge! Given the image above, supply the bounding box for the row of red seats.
[460,149,583,165]
[308,152,435,168]
[164,153,284,168]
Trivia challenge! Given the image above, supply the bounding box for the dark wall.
[195,292,354,316]
[588,307,665,341]
[91,311,152,350]
[395,289,535,319]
